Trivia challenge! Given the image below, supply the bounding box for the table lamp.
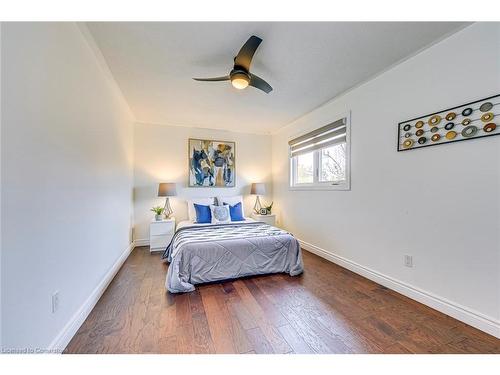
[158,182,177,219]
[250,183,266,214]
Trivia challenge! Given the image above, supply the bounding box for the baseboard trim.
[299,239,500,339]
[134,239,166,253]
[134,238,149,247]
[48,241,135,353]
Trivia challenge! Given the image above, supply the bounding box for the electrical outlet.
[404,255,413,268]
[52,291,60,313]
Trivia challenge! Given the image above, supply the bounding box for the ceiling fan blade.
[234,35,262,71]
[193,76,230,82]
[249,74,273,93]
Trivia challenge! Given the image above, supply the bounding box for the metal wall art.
[397,94,499,151]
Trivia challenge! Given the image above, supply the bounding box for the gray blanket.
[162,222,303,293]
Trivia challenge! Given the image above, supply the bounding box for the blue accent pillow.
[224,202,245,221]
[194,203,211,223]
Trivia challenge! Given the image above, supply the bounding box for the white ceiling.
[87,22,467,134]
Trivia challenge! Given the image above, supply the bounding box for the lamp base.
[163,197,173,219]
[253,196,262,214]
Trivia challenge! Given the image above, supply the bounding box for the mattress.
[162,221,304,293]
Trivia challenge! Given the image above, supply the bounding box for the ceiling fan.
[193,35,273,94]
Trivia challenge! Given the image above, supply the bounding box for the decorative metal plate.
[480,102,493,112]
[445,131,457,140]
[483,123,496,133]
[429,115,441,125]
[431,134,441,142]
[445,112,456,121]
[481,112,494,122]
[402,139,414,149]
[461,125,478,138]
[462,107,473,116]
[418,136,427,144]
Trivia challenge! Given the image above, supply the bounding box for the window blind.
[288,117,347,157]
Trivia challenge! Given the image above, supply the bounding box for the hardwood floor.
[64,247,500,354]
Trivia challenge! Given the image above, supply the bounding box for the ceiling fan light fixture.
[230,72,250,90]
[193,35,272,93]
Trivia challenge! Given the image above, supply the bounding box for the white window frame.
[289,112,351,191]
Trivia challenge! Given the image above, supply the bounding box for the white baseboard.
[299,239,500,339]
[135,239,166,253]
[133,238,149,247]
[47,241,135,353]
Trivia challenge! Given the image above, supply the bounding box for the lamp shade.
[250,183,266,195]
[158,183,177,197]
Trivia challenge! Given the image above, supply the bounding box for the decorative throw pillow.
[193,203,211,223]
[188,198,215,221]
[224,202,245,221]
[218,195,245,216]
[210,204,231,224]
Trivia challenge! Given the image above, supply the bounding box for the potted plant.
[150,206,165,221]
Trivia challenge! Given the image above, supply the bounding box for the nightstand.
[149,217,175,252]
[251,213,276,227]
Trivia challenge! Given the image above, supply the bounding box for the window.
[295,152,314,184]
[319,143,346,182]
[289,115,350,190]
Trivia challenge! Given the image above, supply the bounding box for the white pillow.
[187,198,215,222]
[209,205,231,224]
[218,195,245,217]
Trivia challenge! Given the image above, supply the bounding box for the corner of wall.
[77,22,136,251]
[0,21,3,349]
[75,22,135,122]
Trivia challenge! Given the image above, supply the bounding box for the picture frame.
[188,138,236,187]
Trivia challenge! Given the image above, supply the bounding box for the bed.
[161,215,304,293]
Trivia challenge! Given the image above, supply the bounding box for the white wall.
[1,23,134,350]
[134,123,272,242]
[272,23,500,335]
[0,22,3,349]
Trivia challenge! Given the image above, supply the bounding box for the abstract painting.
[188,138,235,187]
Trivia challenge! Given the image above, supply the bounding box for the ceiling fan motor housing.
[230,67,250,79]
[230,68,250,89]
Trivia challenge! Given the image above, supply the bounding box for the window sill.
[289,183,350,191]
